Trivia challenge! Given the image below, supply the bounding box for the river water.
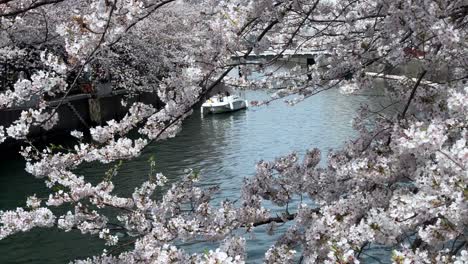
[0,89,392,263]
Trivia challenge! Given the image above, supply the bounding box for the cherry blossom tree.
[0,0,467,263]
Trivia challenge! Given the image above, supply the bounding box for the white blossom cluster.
[5,106,59,140]
[0,0,467,263]
[0,50,67,109]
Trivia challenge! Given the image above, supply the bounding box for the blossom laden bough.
[0,0,467,263]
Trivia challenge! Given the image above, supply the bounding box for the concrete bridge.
[231,48,449,83]
[231,48,329,67]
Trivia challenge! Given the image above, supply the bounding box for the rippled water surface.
[0,89,391,263]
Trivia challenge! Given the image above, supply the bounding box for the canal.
[0,89,392,263]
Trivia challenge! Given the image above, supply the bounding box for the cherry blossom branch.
[400,70,427,120]
[109,0,177,46]
[0,0,65,17]
[437,150,466,170]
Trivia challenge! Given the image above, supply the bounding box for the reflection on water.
[0,89,390,263]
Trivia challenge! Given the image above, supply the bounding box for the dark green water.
[0,90,392,263]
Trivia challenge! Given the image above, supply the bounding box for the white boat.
[201,94,248,115]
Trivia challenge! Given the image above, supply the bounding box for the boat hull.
[201,99,247,115]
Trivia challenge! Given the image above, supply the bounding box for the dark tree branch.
[1,0,65,17]
[400,70,427,119]
[251,213,297,227]
[246,207,320,228]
